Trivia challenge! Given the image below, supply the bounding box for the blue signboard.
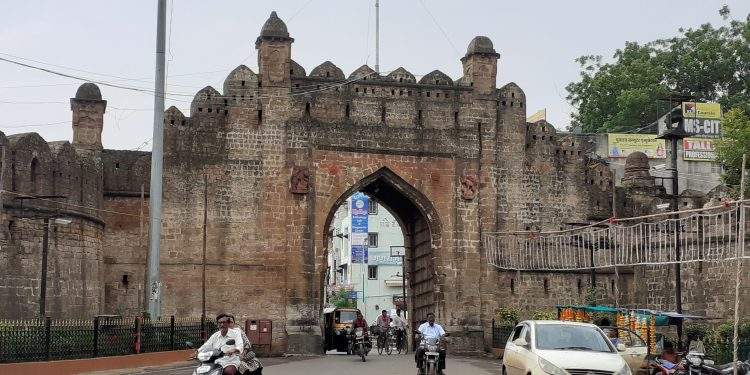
[350,193,369,263]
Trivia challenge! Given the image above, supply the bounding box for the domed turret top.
[625,151,650,171]
[464,36,499,58]
[622,151,655,188]
[74,83,102,101]
[260,11,290,39]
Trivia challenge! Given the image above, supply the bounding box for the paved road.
[90,352,501,375]
[255,352,500,375]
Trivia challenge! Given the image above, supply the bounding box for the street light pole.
[146,0,167,319]
[657,98,691,348]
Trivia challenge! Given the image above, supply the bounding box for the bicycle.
[394,328,407,354]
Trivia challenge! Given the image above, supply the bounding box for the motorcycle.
[191,339,237,375]
[349,327,369,362]
[685,352,750,375]
[417,336,442,375]
[650,351,750,375]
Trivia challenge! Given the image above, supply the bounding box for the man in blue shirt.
[415,313,447,374]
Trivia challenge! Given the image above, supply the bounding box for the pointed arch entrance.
[321,167,442,330]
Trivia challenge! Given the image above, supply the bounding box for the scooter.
[191,339,237,375]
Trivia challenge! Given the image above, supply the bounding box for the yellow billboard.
[682,102,722,120]
[608,134,666,159]
[527,108,546,123]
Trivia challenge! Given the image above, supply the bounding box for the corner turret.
[460,36,500,95]
[70,82,106,152]
[256,11,294,89]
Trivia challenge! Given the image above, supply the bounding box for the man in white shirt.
[197,313,243,375]
[415,313,447,374]
[392,309,408,350]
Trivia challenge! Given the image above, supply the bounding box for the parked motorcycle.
[651,351,750,375]
[191,339,237,375]
[686,352,750,375]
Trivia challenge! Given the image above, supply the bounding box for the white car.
[502,320,635,375]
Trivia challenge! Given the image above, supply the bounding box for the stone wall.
[0,131,105,319]
[139,14,619,354]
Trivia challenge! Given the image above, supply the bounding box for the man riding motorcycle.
[351,311,371,352]
[193,313,244,375]
[415,313,446,374]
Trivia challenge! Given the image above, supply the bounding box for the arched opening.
[321,168,440,344]
[30,157,39,194]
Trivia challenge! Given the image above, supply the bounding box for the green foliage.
[715,108,750,197]
[329,289,357,309]
[683,321,750,363]
[566,9,749,133]
[531,311,557,320]
[495,307,520,327]
[685,323,711,341]
[585,287,598,306]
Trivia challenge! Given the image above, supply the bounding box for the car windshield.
[337,311,357,324]
[535,324,614,353]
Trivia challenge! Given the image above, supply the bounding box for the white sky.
[1,0,747,151]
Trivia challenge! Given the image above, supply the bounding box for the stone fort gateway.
[1,12,747,354]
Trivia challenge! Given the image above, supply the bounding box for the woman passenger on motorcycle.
[227,315,263,375]
[196,313,244,375]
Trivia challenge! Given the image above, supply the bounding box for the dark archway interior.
[324,170,435,331]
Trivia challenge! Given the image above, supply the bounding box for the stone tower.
[71,82,106,152]
[460,36,500,95]
[256,11,294,90]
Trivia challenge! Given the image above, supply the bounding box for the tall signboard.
[350,193,369,263]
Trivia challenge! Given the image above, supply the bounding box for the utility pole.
[657,96,691,348]
[146,0,167,319]
[375,0,380,74]
[202,173,208,321]
[732,154,746,374]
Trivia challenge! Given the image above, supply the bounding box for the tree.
[566,9,749,133]
[329,288,357,309]
[715,108,750,197]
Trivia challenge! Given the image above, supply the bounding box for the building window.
[368,233,378,247]
[368,265,378,280]
[368,202,378,215]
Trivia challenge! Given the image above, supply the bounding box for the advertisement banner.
[607,134,666,159]
[683,117,722,138]
[682,102,722,120]
[683,138,717,161]
[659,103,723,138]
[527,108,546,123]
[350,193,369,263]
